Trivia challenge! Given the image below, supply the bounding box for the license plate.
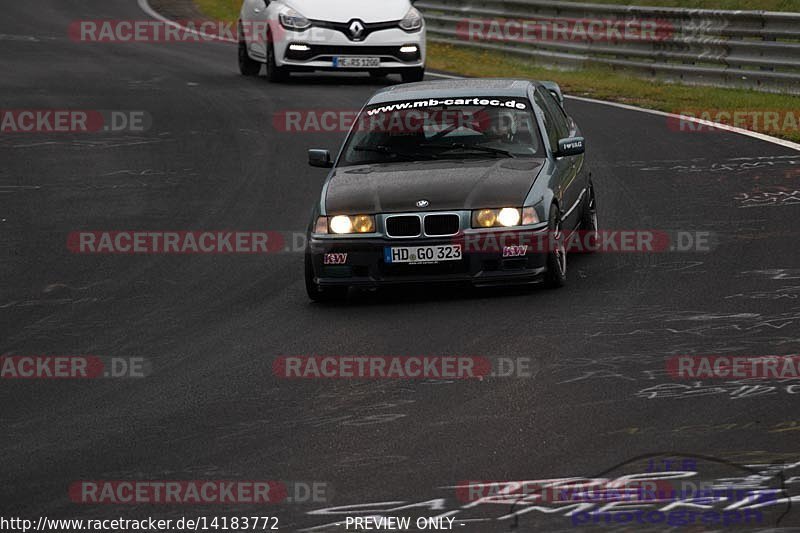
[384,245,462,265]
[333,56,380,68]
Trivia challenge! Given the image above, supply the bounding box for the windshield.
[339,96,542,166]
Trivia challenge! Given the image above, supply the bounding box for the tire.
[401,67,425,83]
[544,205,567,288]
[305,254,348,302]
[580,182,599,253]
[238,24,262,76]
[265,33,288,82]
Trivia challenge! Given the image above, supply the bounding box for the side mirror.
[308,149,333,168]
[555,137,585,158]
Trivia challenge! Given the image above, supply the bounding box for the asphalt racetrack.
[2,1,800,531]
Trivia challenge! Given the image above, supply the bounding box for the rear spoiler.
[540,81,564,108]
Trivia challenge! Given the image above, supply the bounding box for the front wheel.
[544,205,567,288]
[401,67,425,83]
[238,30,261,76]
[265,35,288,82]
[305,254,348,302]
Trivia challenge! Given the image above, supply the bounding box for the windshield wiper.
[353,144,436,161]
[425,142,516,159]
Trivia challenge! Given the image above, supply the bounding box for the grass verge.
[194,0,238,21]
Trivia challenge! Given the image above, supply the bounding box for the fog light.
[352,215,375,233]
[474,209,497,228]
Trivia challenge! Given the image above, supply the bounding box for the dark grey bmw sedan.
[304,79,597,301]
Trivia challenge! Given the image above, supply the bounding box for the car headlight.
[280,9,311,31]
[320,215,376,235]
[472,208,521,228]
[399,7,423,32]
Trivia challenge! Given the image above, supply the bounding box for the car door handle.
[254,8,262,12]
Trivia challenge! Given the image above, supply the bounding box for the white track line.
[566,94,800,151]
[138,0,800,152]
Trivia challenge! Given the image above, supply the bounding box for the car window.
[534,88,570,153]
[339,97,543,166]
[538,88,571,136]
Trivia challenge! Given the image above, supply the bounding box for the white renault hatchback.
[238,0,426,82]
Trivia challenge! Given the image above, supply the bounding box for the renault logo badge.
[348,20,365,40]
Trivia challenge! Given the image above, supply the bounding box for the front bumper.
[307,229,549,289]
[275,27,426,70]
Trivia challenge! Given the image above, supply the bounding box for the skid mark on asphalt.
[0,297,101,309]
[0,136,172,150]
[744,269,800,280]
[637,380,800,400]
[606,421,785,436]
[735,188,800,208]
[0,185,41,194]
[0,34,40,42]
[634,260,706,273]
[586,310,800,338]
[726,287,800,300]
[606,154,800,174]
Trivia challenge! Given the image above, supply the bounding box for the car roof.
[367,79,541,105]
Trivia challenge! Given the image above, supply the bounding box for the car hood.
[282,0,411,23]
[325,159,544,214]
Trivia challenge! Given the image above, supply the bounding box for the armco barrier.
[417,0,800,94]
